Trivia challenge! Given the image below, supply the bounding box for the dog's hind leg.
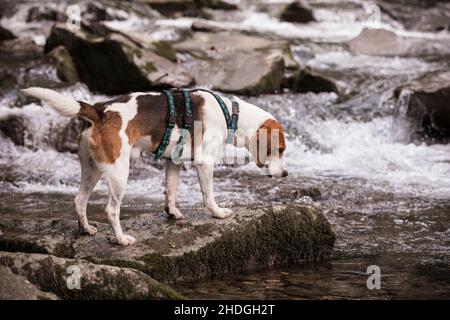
[74,135,101,235]
[165,160,184,219]
[195,160,233,219]
[104,159,136,246]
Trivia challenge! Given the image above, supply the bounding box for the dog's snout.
[282,170,288,177]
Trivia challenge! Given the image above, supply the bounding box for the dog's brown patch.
[250,118,286,167]
[126,92,205,152]
[77,97,131,164]
[88,111,123,164]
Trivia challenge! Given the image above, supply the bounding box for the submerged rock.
[394,71,450,143]
[288,68,339,94]
[26,6,66,23]
[174,32,290,95]
[348,27,450,57]
[0,205,335,283]
[0,114,26,146]
[279,1,315,23]
[0,265,59,300]
[0,25,15,41]
[0,251,183,299]
[45,46,79,85]
[45,24,193,94]
[377,0,450,32]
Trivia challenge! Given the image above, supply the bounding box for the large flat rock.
[0,205,335,283]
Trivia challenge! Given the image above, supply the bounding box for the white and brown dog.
[22,87,287,245]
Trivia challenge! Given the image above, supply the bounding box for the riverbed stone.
[0,251,183,299]
[0,25,15,41]
[347,27,450,57]
[45,46,79,85]
[174,32,291,95]
[0,205,335,283]
[377,0,450,32]
[279,1,315,23]
[45,24,193,94]
[288,68,339,94]
[394,71,450,143]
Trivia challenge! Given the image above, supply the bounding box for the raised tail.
[22,87,99,123]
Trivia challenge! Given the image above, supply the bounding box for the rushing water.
[1,0,449,299]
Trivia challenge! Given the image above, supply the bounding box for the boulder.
[0,25,15,41]
[174,32,291,95]
[0,205,335,283]
[145,0,237,16]
[0,265,59,300]
[26,6,66,23]
[348,27,450,57]
[394,71,450,143]
[288,68,339,94]
[45,46,79,85]
[0,114,26,146]
[0,37,42,59]
[45,24,193,94]
[279,1,315,23]
[0,252,183,299]
[377,0,450,32]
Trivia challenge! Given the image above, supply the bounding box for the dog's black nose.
[282,170,288,177]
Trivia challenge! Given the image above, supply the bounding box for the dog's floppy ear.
[247,119,286,167]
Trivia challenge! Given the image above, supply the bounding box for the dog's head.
[248,119,288,178]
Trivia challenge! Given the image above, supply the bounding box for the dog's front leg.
[195,161,233,218]
[165,160,184,219]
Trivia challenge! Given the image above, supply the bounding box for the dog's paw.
[212,208,233,219]
[165,207,185,220]
[116,234,136,246]
[81,225,97,236]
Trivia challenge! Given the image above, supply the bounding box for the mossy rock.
[0,252,183,300]
[98,206,335,283]
[0,205,335,286]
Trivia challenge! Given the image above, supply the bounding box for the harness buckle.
[167,114,176,126]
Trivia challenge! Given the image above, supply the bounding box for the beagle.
[22,87,287,245]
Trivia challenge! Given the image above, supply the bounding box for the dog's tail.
[22,87,99,123]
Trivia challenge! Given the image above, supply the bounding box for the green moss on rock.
[153,41,177,62]
[134,206,335,283]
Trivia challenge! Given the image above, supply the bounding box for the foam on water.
[286,116,450,199]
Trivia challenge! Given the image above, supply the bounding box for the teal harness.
[153,88,239,161]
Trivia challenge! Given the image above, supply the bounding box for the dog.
[22,87,288,245]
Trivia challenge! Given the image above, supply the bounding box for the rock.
[279,1,315,23]
[174,32,291,95]
[0,252,183,299]
[377,0,450,32]
[348,27,450,57]
[56,118,87,153]
[26,6,66,23]
[0,205,335,283]
[191,20,225,33]
[394,71,450,143]
[288,68,339,94]
[0,69,17,91]
[0,37,42,59]
[0,25,15,41]
[45,46,79,85]
[45,24,193,94]
[0,114,26,146]
[0,265,59,300]
[145,0,237,16]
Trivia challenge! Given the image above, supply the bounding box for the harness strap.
[172,89,193,160]
[154,90,176,160]
[191,88,239,144]
[153,88,240,161]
